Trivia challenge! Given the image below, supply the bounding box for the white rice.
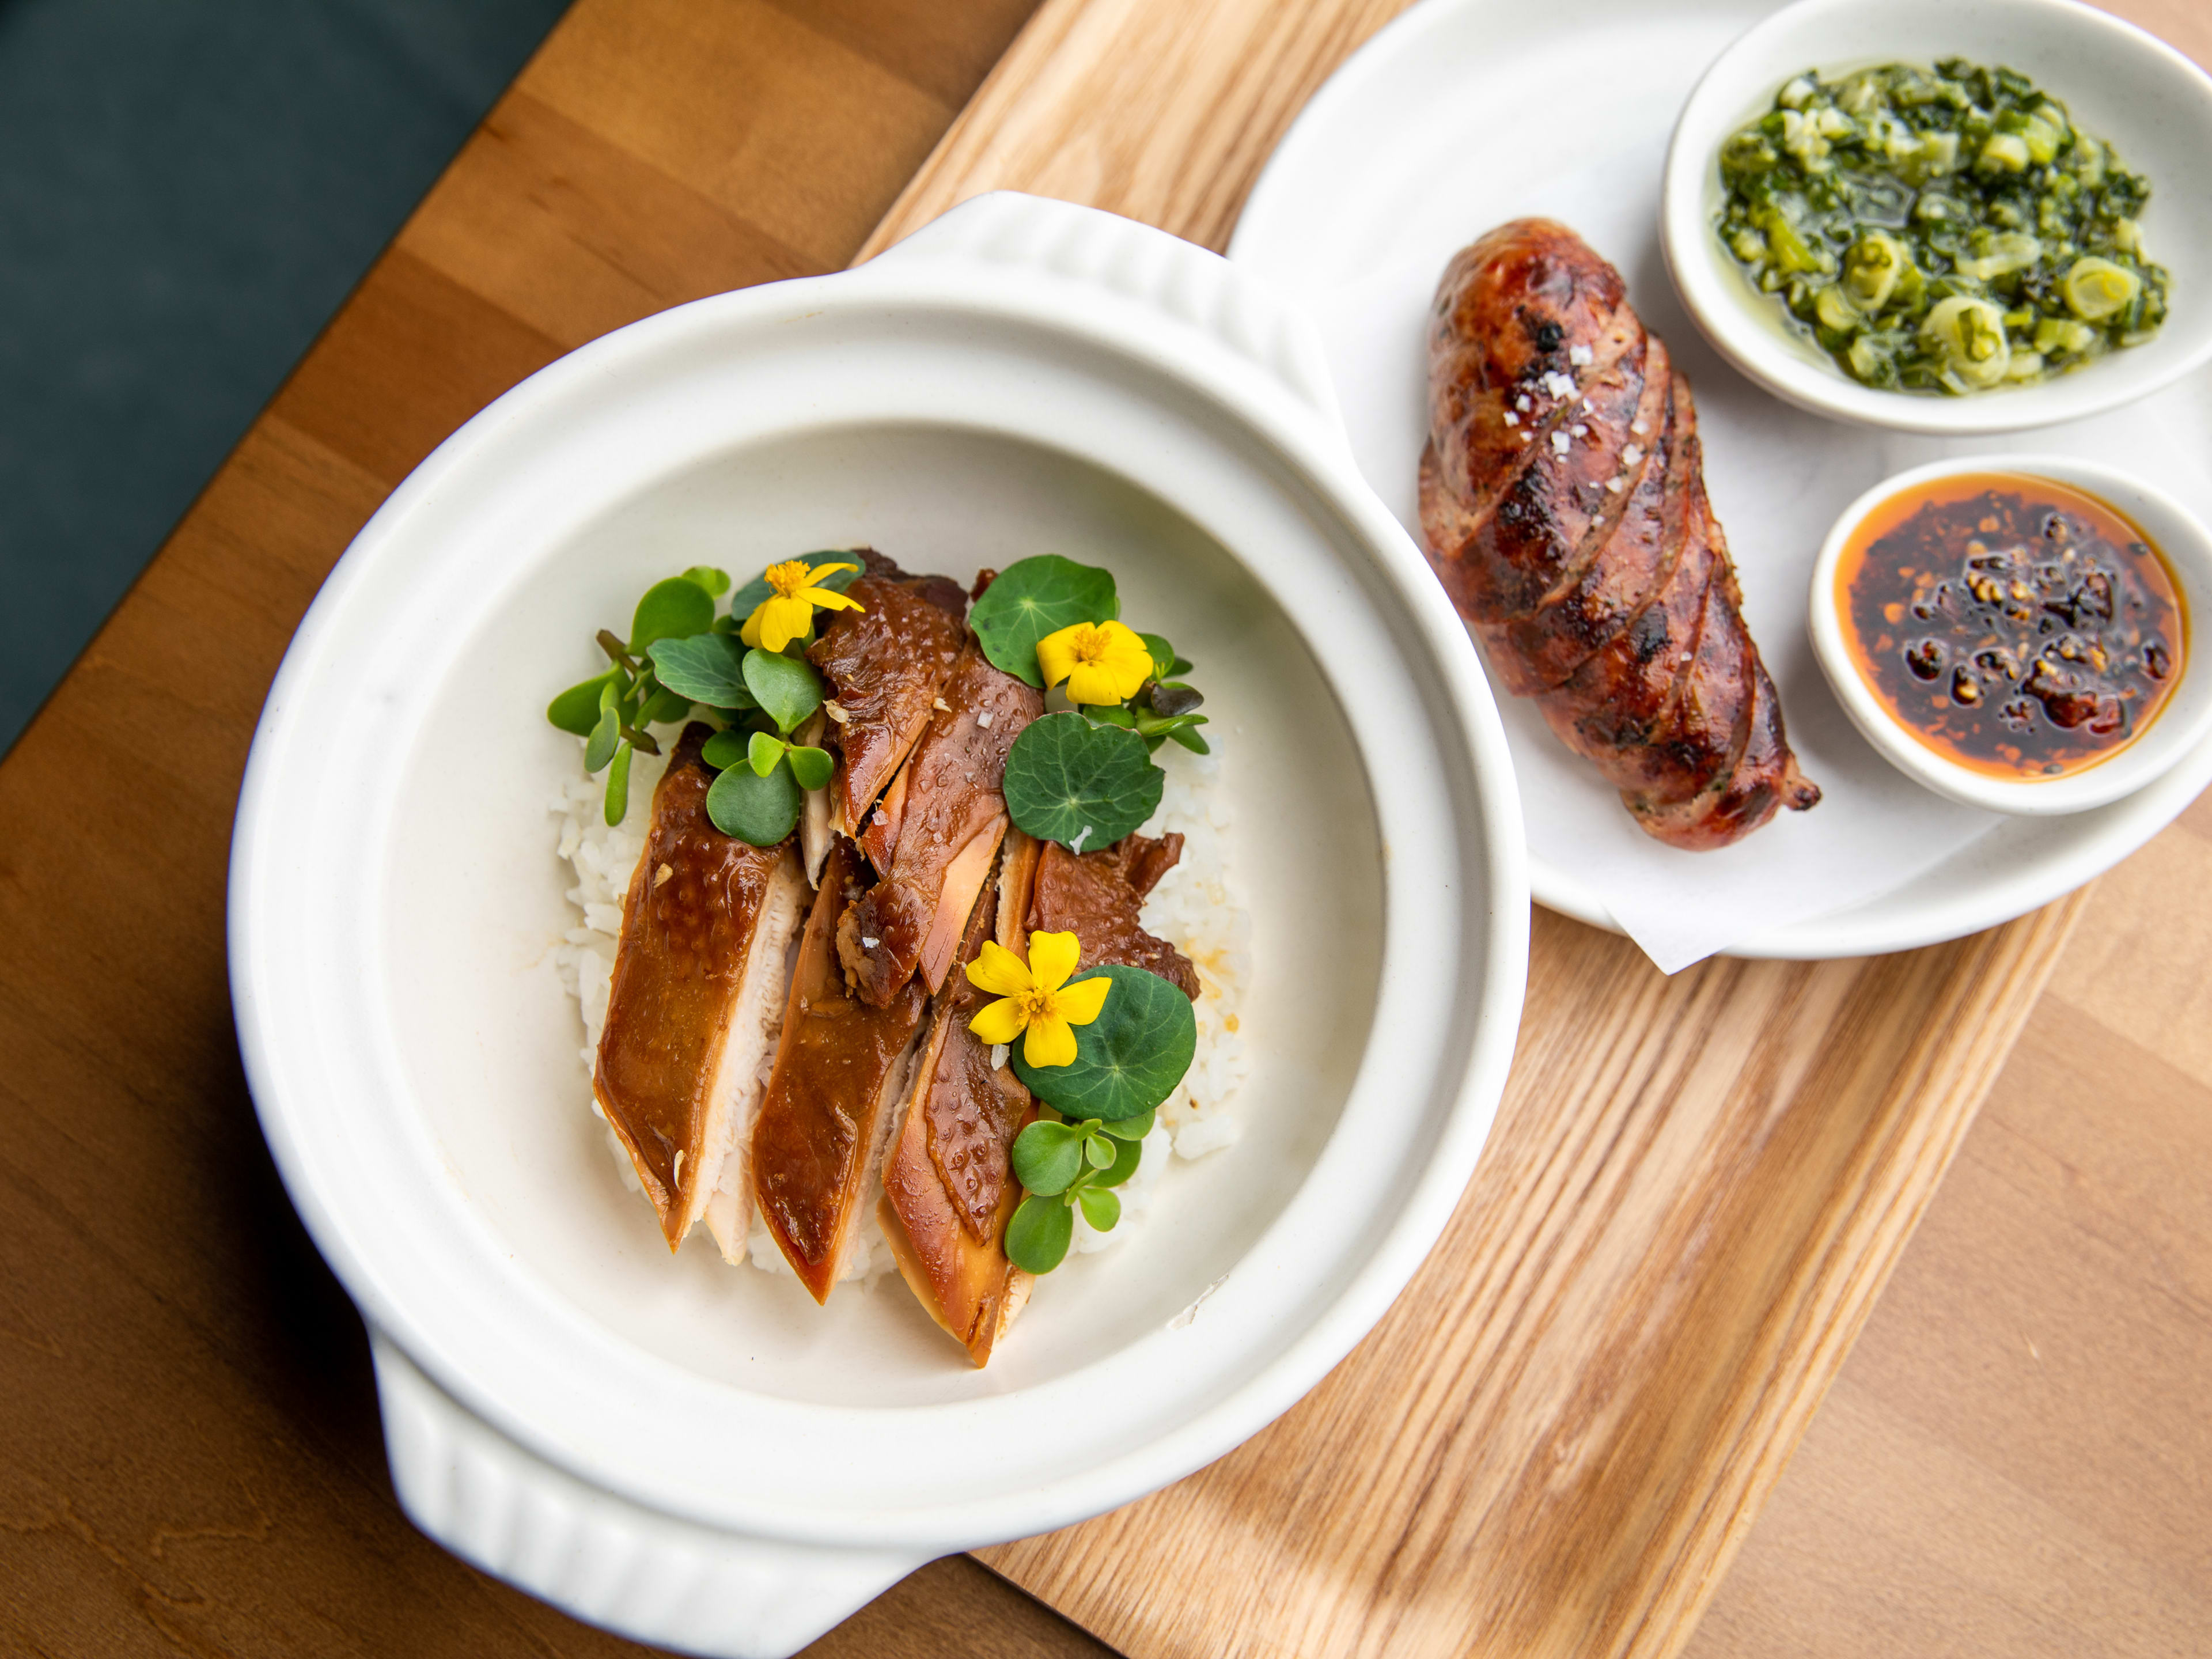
[552,726,1249,1278]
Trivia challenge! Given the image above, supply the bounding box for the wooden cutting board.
[854,2,2092,1654]
[0,2,2176,1656]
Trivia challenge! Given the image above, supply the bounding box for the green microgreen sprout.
[546,554,859,840]
[990,952,1196,1277]
[1003,1108,1153,1274]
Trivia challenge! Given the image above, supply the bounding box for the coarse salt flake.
[1622,443,1643,465]
[1516,393,1532,412]
[1567,343,1594,366]
[1542,370,1576,399]
[976,710,994,728]
[1569,423,1588,438]
[1605,476,1626,493]
[990,1044,1010,1071]
[1551,431,1571,454]
[1501,410,1518,427]
[1631,418,1650,436]
[861,935,881,949]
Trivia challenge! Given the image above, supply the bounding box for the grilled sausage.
[1418,218,1819,850]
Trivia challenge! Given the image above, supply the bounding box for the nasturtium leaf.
[1011,1120,1084,1196]
[968,555,1119,687]
[1002,713,1164,850]
[630,577,715,651]
[584,702,620,773]
[1092,1132,1144,1189]
[706,757,801,846]
[1139,632,1177,683]
[1005,1194,1074,1274]
[1076,1185,1122,1232]
[786,745,834,792]
[743,647,824,734]
[1084,1132,1116,1171]
[681,565,732,596]
[648,634,752,707]
[747,730,785,778]
[727,555,864,625]
[548,670,620,736]
[1099,1108,1154,1142]
[700,728,751,772]
[603,741,633,828]
[1012,965,1195,1120]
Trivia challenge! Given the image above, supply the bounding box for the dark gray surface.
[0,0,569,755]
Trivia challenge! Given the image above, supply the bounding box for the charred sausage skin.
[1418,218,1819,850]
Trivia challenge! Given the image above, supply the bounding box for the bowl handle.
[369,1332,925,1658]
[861,190,1349,439]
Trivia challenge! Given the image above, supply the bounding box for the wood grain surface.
[859,0,2185,1654]
[0,2,2204,1658]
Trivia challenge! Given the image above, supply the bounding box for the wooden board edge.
[1631,887,2095,1659]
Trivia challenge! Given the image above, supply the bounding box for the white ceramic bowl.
[1809,453,2212,813]
[228,192,1528,1658]
[1662,0,2212,437]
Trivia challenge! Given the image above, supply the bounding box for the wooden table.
[2,2,2205,1656]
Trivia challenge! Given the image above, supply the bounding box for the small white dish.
[1809,453,2212,814]
[1662,0,2212,437]
[229,192,1528,1659]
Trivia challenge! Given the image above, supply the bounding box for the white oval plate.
[1229,0,2212,961]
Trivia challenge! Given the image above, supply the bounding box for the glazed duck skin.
[594,724,806,1255]
[749,838,930,1302]
[808,549,969,840]
[1028,832,1199,999]
[877,848,1038,1367]
[839,644,1041,1006]
[1418,217,1819,850]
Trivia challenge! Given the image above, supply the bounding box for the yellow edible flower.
[740,559,864,652]
[965,930,1110,1069]
[1035,619,1154,706]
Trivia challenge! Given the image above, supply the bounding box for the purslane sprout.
[647,633,753,709]
[550,558,857,844]
[706,759,801,846]
[1003,1103,1154,1274]
[630,576,715,651]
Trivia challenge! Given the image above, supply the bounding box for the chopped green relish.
[1715,60,2169,395]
